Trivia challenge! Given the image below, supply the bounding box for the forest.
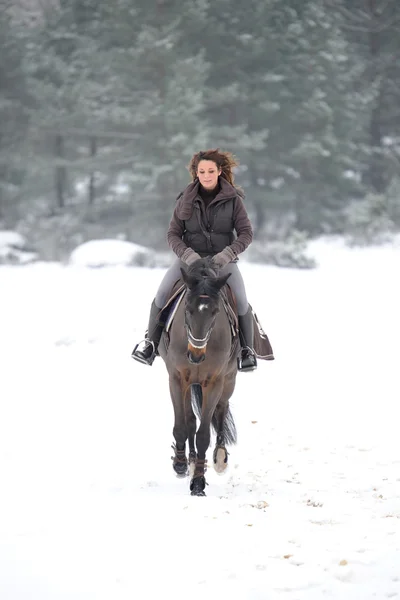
[1,0,400,260]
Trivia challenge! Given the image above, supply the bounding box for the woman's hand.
[181,248,202,265]
[211,247,236,268]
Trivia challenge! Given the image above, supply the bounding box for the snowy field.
[1,238,399,599]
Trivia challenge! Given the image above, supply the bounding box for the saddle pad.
[251,305,274,360]
[165,289,186,333]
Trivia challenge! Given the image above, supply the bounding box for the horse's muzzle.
[187,345,206,364]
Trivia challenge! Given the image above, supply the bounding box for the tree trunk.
[366,92,387,193]
[54,134,66,209]
[363,4,388,193]
[248,163,266,239]
[88,136,97,205]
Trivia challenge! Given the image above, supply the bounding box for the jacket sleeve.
[166,205,188,258]
[229,195,253,256]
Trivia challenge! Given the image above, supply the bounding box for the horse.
[158,257,240,496]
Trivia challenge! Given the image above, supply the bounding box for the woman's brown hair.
[187,148,240,186]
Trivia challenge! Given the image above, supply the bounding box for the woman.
[131,148,257,372]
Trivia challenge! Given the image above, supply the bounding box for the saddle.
[157,280,274,361]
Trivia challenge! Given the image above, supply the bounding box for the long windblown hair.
[187,148,240,187]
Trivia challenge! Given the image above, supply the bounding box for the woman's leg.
[219,262,257,371]
[132,259,183,365]
[155,258,184,309]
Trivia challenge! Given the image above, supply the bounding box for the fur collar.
[176,177,241,220]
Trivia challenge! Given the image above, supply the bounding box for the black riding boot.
[131,300,164,366]
[238,307,257,372]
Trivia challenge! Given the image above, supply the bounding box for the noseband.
[185,294,216,349]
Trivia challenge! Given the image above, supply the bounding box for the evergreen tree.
[334,0,400,194]
[3,0,400,253]
[0,3,30,217]
[256,1,364,234]
[200,0,363,235]
[88,0,213,237]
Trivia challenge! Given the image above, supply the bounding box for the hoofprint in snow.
[0,238,399,599]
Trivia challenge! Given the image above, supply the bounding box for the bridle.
[184,293,217,349]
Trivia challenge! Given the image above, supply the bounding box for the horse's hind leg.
[169,373,189,477]
[212,375,237,475]
[212,403,229,475]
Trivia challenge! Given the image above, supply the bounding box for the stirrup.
[131,339,157,366]
[237,347,257,372]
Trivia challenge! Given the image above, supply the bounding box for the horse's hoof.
[191,489,206,497]
[213,446,228,474]
[173,462,188,477]
[190,475,206,496]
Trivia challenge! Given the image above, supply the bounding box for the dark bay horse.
[158,258,240,496]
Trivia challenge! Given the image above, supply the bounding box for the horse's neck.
[214,296,230,330]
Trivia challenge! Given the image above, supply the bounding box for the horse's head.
[180,257,231,364]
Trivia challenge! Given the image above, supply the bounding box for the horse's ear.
[180,267,197,289]
[215,272,231,290]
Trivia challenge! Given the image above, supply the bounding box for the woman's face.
[196,160,221,190]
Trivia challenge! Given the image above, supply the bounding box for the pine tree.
[257,1,364,234]
[198,0,363,236]
[0,3,30,217]
[333,0,400,194]
[86,0,213,237]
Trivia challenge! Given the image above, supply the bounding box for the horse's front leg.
[169,373,190,477]
[186,386,197,478]
[190,379,224,496]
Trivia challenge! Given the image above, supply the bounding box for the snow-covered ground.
[1,238,399,599]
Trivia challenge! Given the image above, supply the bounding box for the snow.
[68,239,159,268]
[0,231,26,247]
[1,237,399,600]
[0,230,37,264]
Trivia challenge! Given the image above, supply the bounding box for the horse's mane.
[186,257,221,298]
[187,256,217,278]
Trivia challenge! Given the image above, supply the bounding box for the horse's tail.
[190,384,237,446]
[190,383,203,421]
[216,406,237,446]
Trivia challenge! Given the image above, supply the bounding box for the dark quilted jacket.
[167,177,253,258]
